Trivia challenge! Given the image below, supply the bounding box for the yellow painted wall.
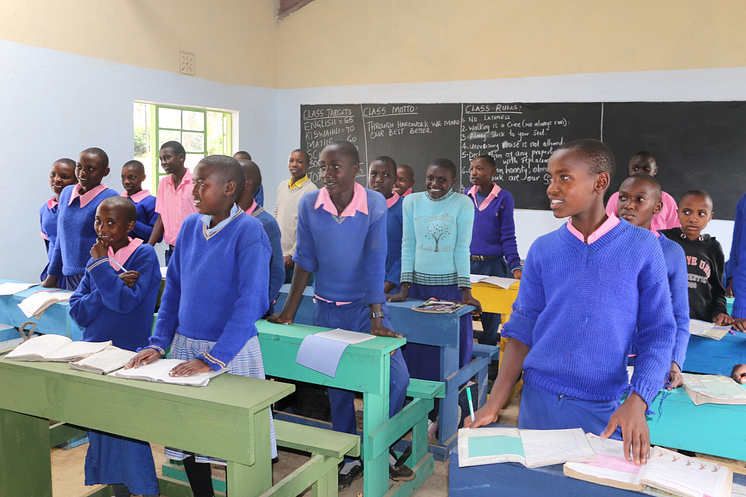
[0,0,278,88]
[276,0,746,89]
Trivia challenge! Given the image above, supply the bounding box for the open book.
[681,373,746,406]
[69,346,137,375]
[457,427,595,468]
[0,282,35,296]
[470,275,519,289]
[109,358,226,387]
[412,298,466,313]
[18,291,74,319]
[4,334,111,362]
[689,319,731,340]
[564,434,732,497]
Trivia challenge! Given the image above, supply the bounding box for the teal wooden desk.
[0,279,83,339]
[0,354,293,497]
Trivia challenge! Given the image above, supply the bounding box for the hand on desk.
[713,313,735,326]
[266,312,293,325]
[731,364,746,384]
[461,288,482,316]
[667,362,684,390]
[118,270,140,287]
[126,348,161,369]
[387,283,409,303]
[733,319,746,332]
[41,275,58,288]
[512,268,522,280]
[370,321,402,339]
[601,391,649,466]
[169,358,211,377]
[463,401,499,429]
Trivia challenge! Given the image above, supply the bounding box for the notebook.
[4,334,111,362]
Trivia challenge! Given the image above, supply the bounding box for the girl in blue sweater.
[466,140,676,468]
[127,155,274,497]
[39,158,77,288]
[369,156,404,295]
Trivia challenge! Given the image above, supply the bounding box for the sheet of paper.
[457,427,526,467]
[470,274,489,284]
[314,328,375,344]
[5,334,71,360]
[643,447,731,497]
[296,334,349,377]
[110,358,225,386]
[520,428,595,468]
[730,482,746,497]
[160,267,168,278]
[689,319,731,340]
[0,282,35,295]
[69,346,136,374]
[564,434,644,486]
[480,276,519,289]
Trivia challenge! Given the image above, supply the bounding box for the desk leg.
[438,345,460,447]
[0,409,52,497]
[363,389,390,497]
[226,407,273,497]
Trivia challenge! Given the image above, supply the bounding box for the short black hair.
[54,158,76,169]
[372,155,397,175]
[160,141,185,156]
[291,149,310,163]
[474,155,496,168]
[632,150,656,162]
[198,155,245,201]
[681,189,713,206]
[429,158,457,179]
[325,141,360,165]
[620,174,661,202]
[81,147,109,169]
[100,196,137,224]
[238,159,262,190]
[397,164,414,176]
[122,159,145,175]
[234,151,252,160]
[556,139,615,177]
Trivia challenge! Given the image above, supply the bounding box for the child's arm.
[362,199,394,333]
[456,199,481,312]
[43,221,63,287]
[396,197,416,298]
[667,243,691,390]
[147,216,164,246]
[266,221,286,305]
[268,264,312,324]
[728,195,746,299]
[600,392,650,465]
[131,207,158,242]
[89,249,157,315]
[496,192,522,278]
[68,271,104,328]
[710,242,731,325]
[144,238,184,355]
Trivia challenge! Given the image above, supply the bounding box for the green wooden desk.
[0,354,293,497]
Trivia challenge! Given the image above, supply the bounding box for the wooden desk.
[0,279,83,339]
[684,333,746,376]
[0,355,293,497]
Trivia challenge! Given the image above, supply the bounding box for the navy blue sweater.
[466,186,521,270]
[504,220,675,407]
[69,244,160,351]
[149,211,271,370]
[39,200,58,263]
[658,234,690,370]
[386,195,403,287]
[249,206,285,305]
[128,193,159,242]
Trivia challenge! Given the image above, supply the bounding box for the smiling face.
[95,203,134,253]
[546,149,604,219]
[76,153,109,193]
[469,157,495,187]
[616,176,662,230]
[191,162,233,216]
[159,147,185,175]
[288,151,310,180]
[319,146,359,198]
[394,166,415,196]
[368,160,396,199]
[677,193,714,240]
[628,154,658,177]
[425,165,456,199]
[49,161,77,196]
[121,165,146,196]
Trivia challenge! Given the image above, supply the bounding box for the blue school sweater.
[48,185,119,277]
[466,187,521,270]
[293,188,387,305]
[148,211,271,370]
[39,200,59,262]
[386,195,404,287]
[659,234,690,370]
[504,220,675,407]
[250,206,284,304]
[400,191,474,289]
[254,184,264,207]
[69,244,160,351]
[128,194,159,242]
[729,193,746,318]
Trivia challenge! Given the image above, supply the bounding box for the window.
[133,102,233,193]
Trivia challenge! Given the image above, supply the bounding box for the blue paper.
[296,334,350,377]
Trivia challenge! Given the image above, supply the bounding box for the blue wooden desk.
[0,279,83,339]
[684,333,746,376]
[275,285,498,459]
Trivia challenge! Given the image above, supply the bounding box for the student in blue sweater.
[40,158,77,288]
[467,155,522,346]
[466,139,676,467]
[236,158,284,314]
[120,160,159,243]
[616,175,690,389]
[127,155,274,497]
[69,196,160,497]
[268,141,412,488]
[368,156,403,295]
[233,150,263,206]
[727,191,746,330]
[43,148,119,290]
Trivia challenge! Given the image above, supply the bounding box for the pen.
[109,258,127,272]
[466,387,475,423]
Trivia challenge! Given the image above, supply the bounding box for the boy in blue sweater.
[616,175,689,389]
[233,150,264,206]
[269,141,412,488]
[127,155,274,497]
[369,156,403,295]
[236,158,284,314]
[43,148,119,290]
[40,158,77,288]
[466,139,676,467]
[120,160,159,243]
[69,196,160,497]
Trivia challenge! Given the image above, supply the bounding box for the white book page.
[564,434,644,486]
[18,293,57,318]
[470,274,488,284]
[314,328,375,344]
[69,346,136,374]
[0,282,35,295]
[480,276,519,289]
[642,447,731,497]
[110,358,225,386]
[45,340,112,361]
[520,428,595,468]
[457,427,526,467]
[5,334,71,360]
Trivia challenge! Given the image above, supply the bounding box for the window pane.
[159,107,181,129]
[182,110,205,131]
[159,130,181,148]
[185,153,203,172]
[207,112,226,155]
[183,132,204,153]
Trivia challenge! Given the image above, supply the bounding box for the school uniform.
[254,183,264,207]
[661,227,728,321]
[154,169,197,265]
[606,190,680,231]
[400,190,474,381]
[246,199,284,314]
[68,239,161,496]
[147,206,277,462]
[507,216,675,435]
[729,193,746,319]
[656,232,690,371]
[121,189,159,242]
[39,196,67,288]
[48,184,119,290]
[275,174,318,282]
[400,187,413,197]
[294,184,410,440]
[385,192,404,294]
[466,184,521,346]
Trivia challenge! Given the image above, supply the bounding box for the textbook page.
[314,328,375,344]
[69,346,136,374]
[43,340,111,361]
[0,282,35,295]
[5,334,72,360]
[563,434,646,491]
[457,427,526,467]
[18,291,74,319]
[470,274,488,284]
[520,428,595,468]
[110,359,226,386]
[689,319,731,340]
[641,447,732,497]
[479,276,519,289]
[681,374,746,406]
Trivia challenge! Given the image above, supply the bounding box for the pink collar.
[244,199,259,215]
[47,197,58,209]
[69,184,108,207]
[401,187,413,197]
[165,169,193,191]
[652,229,661,238]
[107,237,143,270]
[315,182,369,217]
[121,189,150,203]
[567,214,620,244]
[386,192,400,209]
[467,183,502,211]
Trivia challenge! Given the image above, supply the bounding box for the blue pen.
[466,387,475,423]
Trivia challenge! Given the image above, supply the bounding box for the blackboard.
[300,102,746,219]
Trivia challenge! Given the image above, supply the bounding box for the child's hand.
[601,392,649,466]
[126,348,161,369]
[90,238,108,259]
[733,319,746,332]
[713,313,734,326]
[726,281,734,298]
[667,362,683,390]
[118,270,141,287]
[512,268,522,280]
[731,364,746,383]
[170,358,211,377]
[463,402,500,429]
[461,288,482,315]
[41,275,58,288]
[370,321,402,338]
[283,255,294,271]
[387,292,407,302]
[267,312,293,325]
